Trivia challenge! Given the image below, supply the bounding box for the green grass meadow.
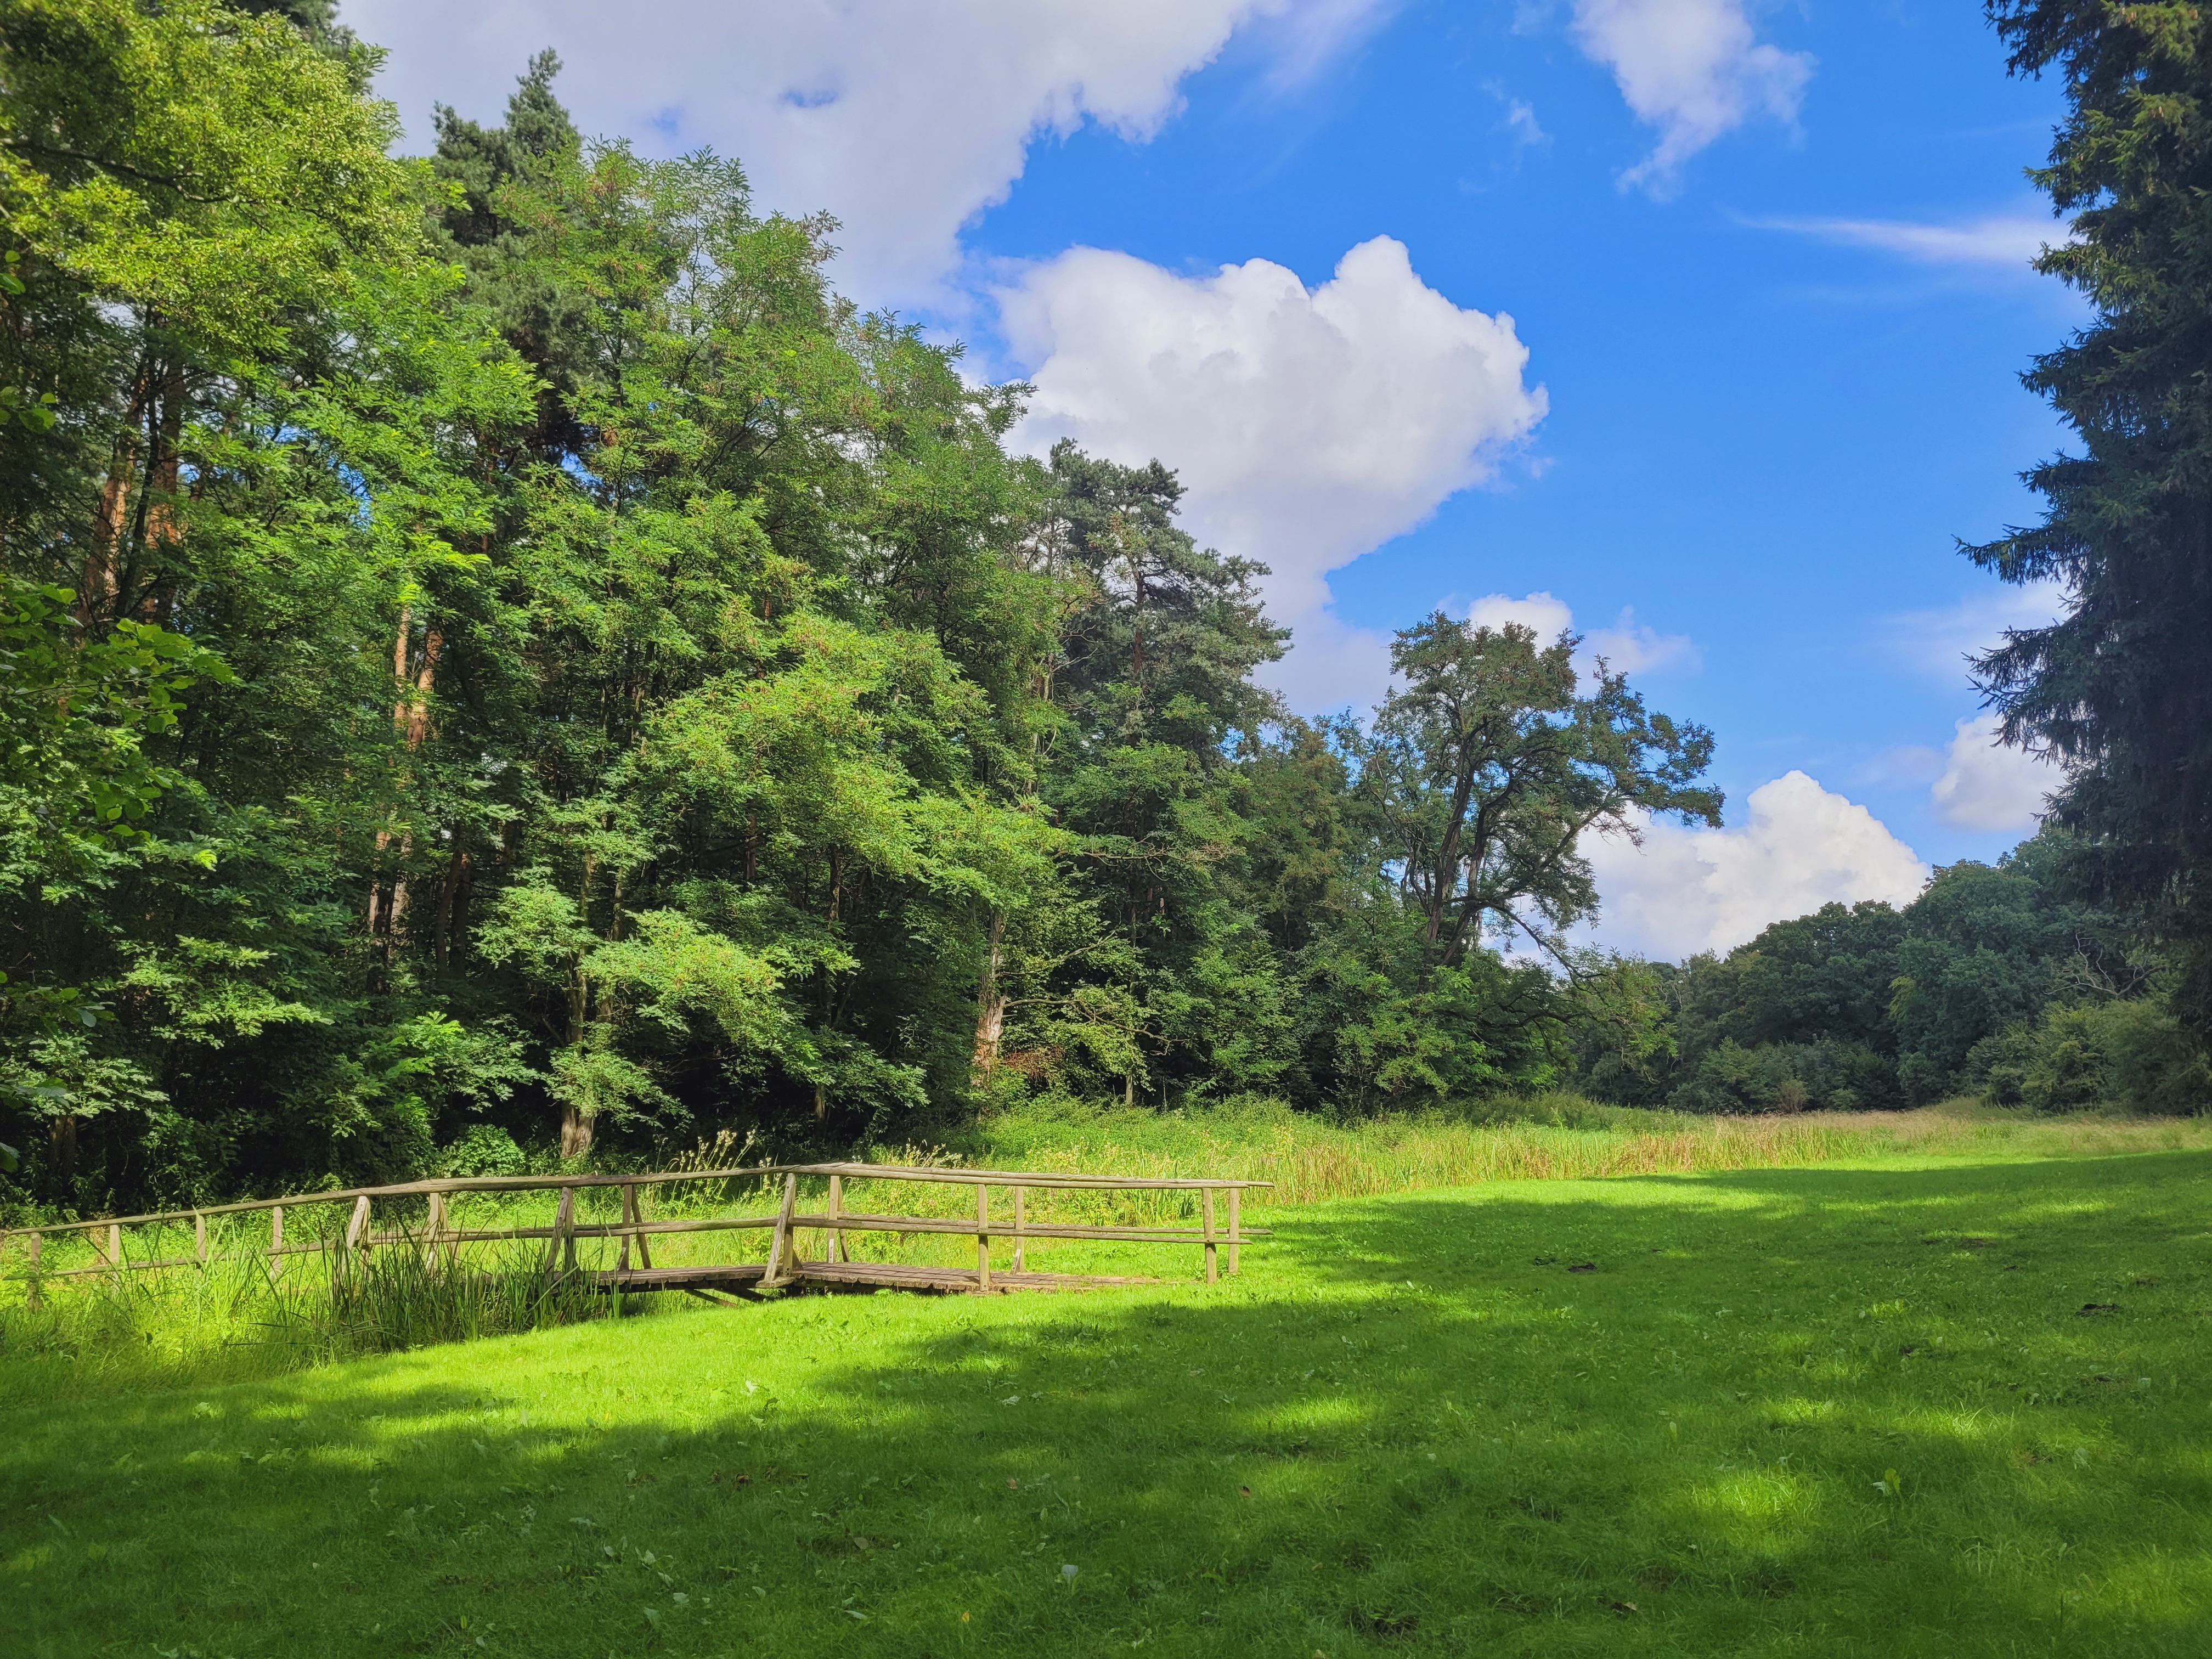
[5,1122,2211,1656]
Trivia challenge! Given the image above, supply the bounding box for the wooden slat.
[1227,1187,1240,1277]
[590,1263,768,1293]
[781,1211,1271,1244]
[792,1260,1156,1294]
[1012,1186,1026,1273]
[764,1162,1273,1192]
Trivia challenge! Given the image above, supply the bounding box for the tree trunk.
[81,364,154,628]
[404,627,441,749]
[433,845,471,968]
[560,1104,595,1159]
[972,910,1007,1079]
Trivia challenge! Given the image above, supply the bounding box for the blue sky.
[349,0,2079,959]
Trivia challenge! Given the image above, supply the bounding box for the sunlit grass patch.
[4,1139,2210,1656]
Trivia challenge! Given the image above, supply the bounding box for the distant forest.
[3,1,2206,1217]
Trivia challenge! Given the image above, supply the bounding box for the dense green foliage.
[1571,833,2211,1116]
[5,3,2205,1221]
[1974,3,2212,1036]
[8,1141,2209,1655]
[0,10,1727,1216]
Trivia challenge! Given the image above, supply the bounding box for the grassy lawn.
[6,1140,2210,1656]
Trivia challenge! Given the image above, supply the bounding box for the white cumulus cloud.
[1584,770,1928,960]
[1466,591,1699,683]
[343,0,1389,303]
[1468,590,1575,639]
[1930,713,2055,832]
[1002,237,1548,713]
[1568,0,1814,195]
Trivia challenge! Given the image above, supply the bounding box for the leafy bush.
[1976,997,2211,1114]
[439,1124,527,1178]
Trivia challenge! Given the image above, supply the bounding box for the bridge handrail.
[0,1162,1272,1240]
[1,1161,1273,1295]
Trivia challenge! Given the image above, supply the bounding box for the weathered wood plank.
[827,1173,848,1264]
[975,1183,991,1293]
[760,1173,799,1288]
[1203,1188,1217,1286]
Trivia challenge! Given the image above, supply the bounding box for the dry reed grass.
[953,1097,2212,1208]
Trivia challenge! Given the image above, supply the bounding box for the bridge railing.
[0,1163,1273,1301]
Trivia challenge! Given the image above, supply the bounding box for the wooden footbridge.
[1,1162,1271,1304]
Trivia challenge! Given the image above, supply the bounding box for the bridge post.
[976,1183,991,1292]
[761,1174,799,1288]
[1203,1188,1218,1285]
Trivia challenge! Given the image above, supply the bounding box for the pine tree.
[1973,3,2212,1033]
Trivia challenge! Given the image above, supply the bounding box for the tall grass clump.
[318,1233,603,1356]
[0,1216,614,1388]
[957,1094,2212,1206]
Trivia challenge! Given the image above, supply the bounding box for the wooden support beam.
[345,1195,372,1252]
[1012,1186,1026,1273]
[761,1175,799,1288]
[976,1182,991,1293]
[549,1187,577,1274]
[25,1231,41,1311]
[1227,1187,1240,1277]
[617,1185,653,1271]
[1202,1188,1218,1286]
[827,1174,848,1263]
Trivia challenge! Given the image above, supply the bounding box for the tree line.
[1,1,2205,1215]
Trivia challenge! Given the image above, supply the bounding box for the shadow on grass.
[5,1152,2209,1658]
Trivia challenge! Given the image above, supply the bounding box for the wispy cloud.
[1885,582,2067,685]
[1750,212,2067,267]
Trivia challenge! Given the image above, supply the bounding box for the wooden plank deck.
[586,1260,1156,1296]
